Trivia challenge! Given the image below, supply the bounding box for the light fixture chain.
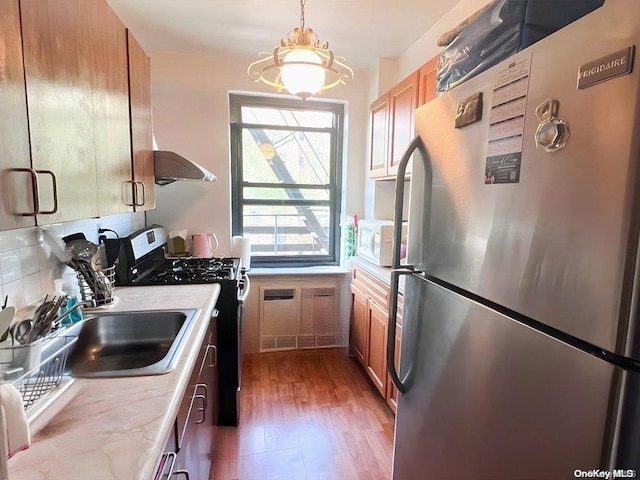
[300,0,306,29]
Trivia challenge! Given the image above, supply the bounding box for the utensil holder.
[77,265,116,306]
[0,338,43,373]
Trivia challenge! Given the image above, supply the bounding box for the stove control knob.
[238,278,246,289]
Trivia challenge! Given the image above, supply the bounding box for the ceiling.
[106,0,459,69]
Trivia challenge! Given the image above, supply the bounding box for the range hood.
[153,150,217,185]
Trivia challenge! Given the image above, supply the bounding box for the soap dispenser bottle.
[58,273,83,325]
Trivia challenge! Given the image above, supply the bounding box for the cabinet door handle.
[35,169,58,214]
[154,451,176,480]
[194,383,207,424]
[194,396,206,424]
[207,344,217,367]
[135,181,146,206]
[9,168,39,216]
[173,470,190,480]
[124,180,136,206]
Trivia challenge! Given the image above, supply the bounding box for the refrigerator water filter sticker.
[485,53,532,185]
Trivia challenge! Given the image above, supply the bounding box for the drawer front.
[352,266,389,310]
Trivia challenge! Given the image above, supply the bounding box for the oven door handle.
[238,275,251,302]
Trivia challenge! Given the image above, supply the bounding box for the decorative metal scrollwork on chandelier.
[247,0,354,99]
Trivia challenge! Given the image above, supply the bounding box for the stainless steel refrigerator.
[388,2,640,478]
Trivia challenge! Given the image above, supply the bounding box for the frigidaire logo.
[577,46,634,89]
[579,55,627,79]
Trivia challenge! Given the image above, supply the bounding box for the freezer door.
[393,275,617,480]
[412,0,640,356]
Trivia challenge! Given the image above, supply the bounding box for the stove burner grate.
[140,257,238,285]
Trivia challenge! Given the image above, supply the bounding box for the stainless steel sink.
[66,309,198,377]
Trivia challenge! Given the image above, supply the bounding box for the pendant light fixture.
[247,0,354,99]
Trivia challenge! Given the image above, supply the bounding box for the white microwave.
[356,220,408,267]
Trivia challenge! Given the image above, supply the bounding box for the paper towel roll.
[232,236,252,270]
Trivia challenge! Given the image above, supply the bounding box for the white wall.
[398,0,490,80]
[146,1,493,242]
[144,50,370,353]
[146,49,370,257]
[0,213,145,311]
[365,0,491,221]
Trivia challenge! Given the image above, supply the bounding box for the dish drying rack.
[0,335,77,416]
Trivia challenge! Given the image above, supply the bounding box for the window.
[230,94,344,267]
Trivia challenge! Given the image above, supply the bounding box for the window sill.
[247,265,349,276]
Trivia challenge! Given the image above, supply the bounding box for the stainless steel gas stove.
[104,225,248,426]
[141,257,239,285]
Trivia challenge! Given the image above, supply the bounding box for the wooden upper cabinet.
[367,55,439,181]
[368,95,390,179]
[21,0,140,224]
[0,0,35,230]
[127,31,155,211]
[418,56,439,106]
[388,71,419,178]
[21,0,100,224]
[91,1,134,216]
[367,70,419,180]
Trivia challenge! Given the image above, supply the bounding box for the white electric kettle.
[191,233,218,258]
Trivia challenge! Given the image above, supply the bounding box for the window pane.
[244,187,330,201]
[241,106,333,128]
[242,129,331,185]
[243,204,331,256]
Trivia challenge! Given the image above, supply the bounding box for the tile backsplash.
[0,212,146,310]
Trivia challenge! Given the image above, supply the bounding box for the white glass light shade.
[281,48,325,99]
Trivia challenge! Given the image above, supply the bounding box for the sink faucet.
[54,299,96,327]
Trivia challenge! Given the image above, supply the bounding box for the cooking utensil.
[74,260,113,304]
[11,319,33,345]
[30,296,65,341]
[65,239,99,263]
[0,306,16,342]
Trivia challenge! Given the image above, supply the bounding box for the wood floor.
[210,348,395,480]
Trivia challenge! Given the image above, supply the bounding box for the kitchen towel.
[1,384,29,459]
[232,236,252,270]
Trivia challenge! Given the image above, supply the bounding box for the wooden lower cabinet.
[350,265,403,411]
[350,285,369,365]
[366,299,388,397]
[173,316,218,479]
[385,295,403,413]
[385,322,402,413]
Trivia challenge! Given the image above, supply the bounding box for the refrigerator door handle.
[388,267,415,395]
[387,136,429,395]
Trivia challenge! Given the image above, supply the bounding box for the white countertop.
[7,283,221,480]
